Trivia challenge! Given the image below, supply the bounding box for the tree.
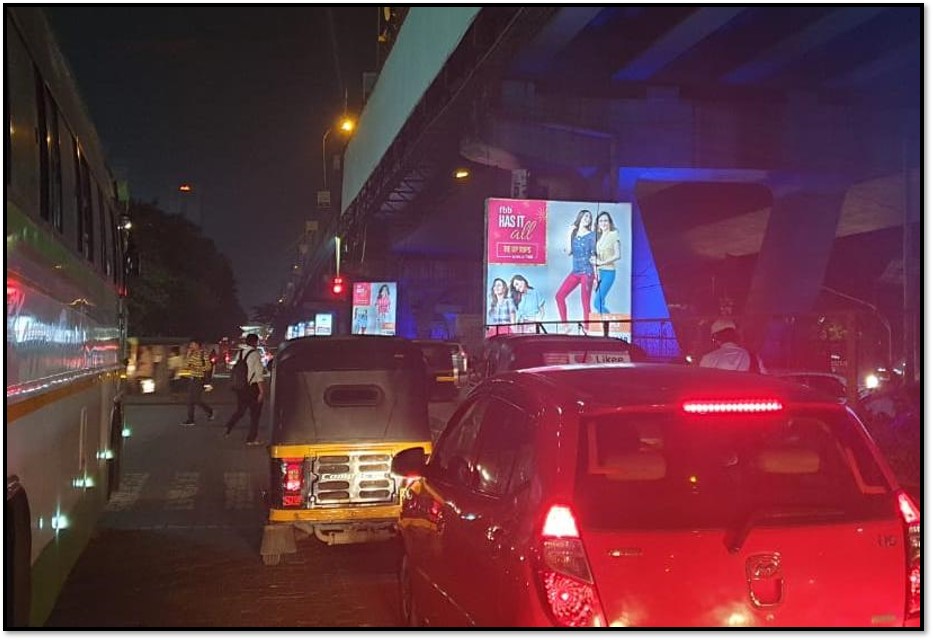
[251,302,280,325]
[126,201,247,339]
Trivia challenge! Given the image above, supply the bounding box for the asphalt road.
[46,380,460,628]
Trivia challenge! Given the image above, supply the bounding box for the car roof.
[495,363,840,410]
[486,334,632,346]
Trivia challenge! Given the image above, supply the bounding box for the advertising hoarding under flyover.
[485,198,632,339]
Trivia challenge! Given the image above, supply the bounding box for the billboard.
[314,313,333,336]
[485,198,632,338]
[351,282,398,335]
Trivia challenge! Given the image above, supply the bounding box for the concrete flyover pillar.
[746,183,846,316]
[744,181,846,365]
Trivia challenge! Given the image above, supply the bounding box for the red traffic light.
[331,276,345,295]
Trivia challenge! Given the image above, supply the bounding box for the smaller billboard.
[352,282,398,335]
[314,313,333,336]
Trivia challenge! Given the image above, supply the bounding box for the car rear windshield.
[512,341,632,369]
[574,408,892,530]
[279,342,423,372]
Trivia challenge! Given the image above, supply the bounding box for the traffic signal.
[331,276,345,296]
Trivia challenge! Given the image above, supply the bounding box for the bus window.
[36,74,64,233]
[76,148,94,261]
[60,126,78,244]
[97,185,107,272]
[6,17,39,211]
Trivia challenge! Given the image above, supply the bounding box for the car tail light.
[682,399,783,414]
[536,504,604,627]
[281,458,304,508]
[896,490,920,618]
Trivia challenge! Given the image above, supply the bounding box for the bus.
[6,7,134,626]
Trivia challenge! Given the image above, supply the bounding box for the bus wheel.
[5,478,32,627]
[107,404,124,499]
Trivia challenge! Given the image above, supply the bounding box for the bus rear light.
[682,399,783,414]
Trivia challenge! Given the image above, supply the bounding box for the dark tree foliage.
[126,201,246,339]
[251,302,280,325]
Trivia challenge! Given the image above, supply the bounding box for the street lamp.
[322,116,356,191]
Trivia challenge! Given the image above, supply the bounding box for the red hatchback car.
[392,363,920,627]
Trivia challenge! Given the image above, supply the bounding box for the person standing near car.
[181,338,214,426]
[223,333,266,445]
[699,318,766,373]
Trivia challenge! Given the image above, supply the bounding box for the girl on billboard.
[375,284,392,326]
[591,211,621,314]
[510,274,544,332]
[487,277,516,331]
[555,209,596,324]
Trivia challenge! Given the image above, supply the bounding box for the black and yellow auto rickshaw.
[259,336,432,565]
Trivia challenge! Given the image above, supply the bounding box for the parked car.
[477,334,647,380]
[414,340,469,400]
[392,363,920,627]
[260,336,433,564]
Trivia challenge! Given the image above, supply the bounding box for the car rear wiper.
[725,505,846,554]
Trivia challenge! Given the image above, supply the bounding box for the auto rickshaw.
[259,336,432,565]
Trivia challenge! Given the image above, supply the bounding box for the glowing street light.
[454,168,470,179]
[178,183,193,193]
[322,116,357,190]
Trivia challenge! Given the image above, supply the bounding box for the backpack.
[231,348,255,391]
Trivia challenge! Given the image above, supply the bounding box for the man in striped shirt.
[181,338,215,426]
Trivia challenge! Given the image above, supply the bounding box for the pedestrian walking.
[223,333,266,445]
[180,338,215,426]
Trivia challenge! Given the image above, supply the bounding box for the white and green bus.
[6,7,134,626]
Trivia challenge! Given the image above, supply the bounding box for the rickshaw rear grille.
[308,452,399,507]
[360,480,390,489]
[318,481,350,490]
[360,490,391,499]
[360,464,389,473]
[319,464,351,474]
[318,491,351,501]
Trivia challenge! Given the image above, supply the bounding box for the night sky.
[44,6,377,313]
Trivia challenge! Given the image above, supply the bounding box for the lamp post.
[321,116,356,191]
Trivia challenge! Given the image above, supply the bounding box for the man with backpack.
[223,333,266,445]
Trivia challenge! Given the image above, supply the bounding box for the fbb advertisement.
[351,282,397,335]
[485,198,632,339]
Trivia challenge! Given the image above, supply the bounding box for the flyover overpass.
[280,6,920,370]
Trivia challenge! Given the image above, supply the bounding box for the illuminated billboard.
[485,198,632,338]
[351,282,397,335]
[314,313,333,336]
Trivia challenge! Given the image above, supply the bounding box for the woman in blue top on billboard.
[591,211,621,314]
[555,209,596,326]
[487,277,516,333]
[510,274,545,332]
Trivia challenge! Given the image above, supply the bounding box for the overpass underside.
[312,6,919,367]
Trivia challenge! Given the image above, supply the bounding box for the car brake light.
[896,490,921,617]
[281,458,304,507]
[536,504,604,627]
[682,399,783,414]
[542,505,579,537]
